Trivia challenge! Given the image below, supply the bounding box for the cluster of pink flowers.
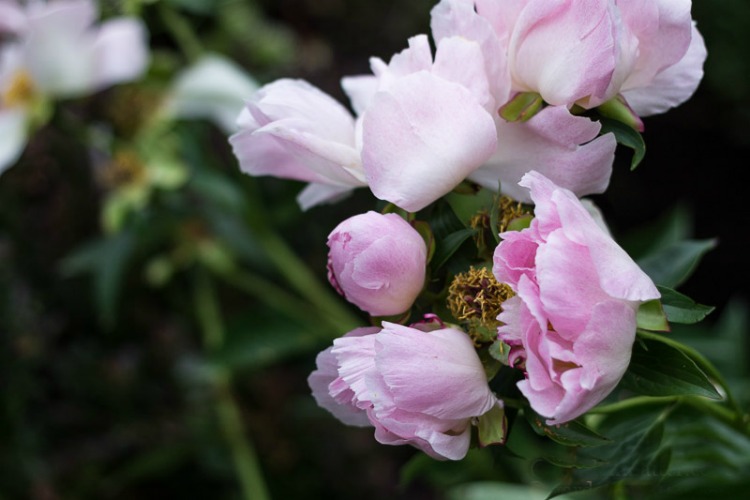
[231,0,704,210]
[229,0,704,459]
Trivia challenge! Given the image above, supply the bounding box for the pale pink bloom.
[493,172,659,424]
[307,326,379,427]
[0,0,148,173]
[431,0,705,112]
[229,79,366,210]
[327,211,427,317]
[469,105,617,202]
[344,35,498,212]
[309,322,500,460]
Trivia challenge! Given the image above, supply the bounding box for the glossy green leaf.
[548,406,672,498]
[599,117,646,169]
[637,238,717,288]
[658,286,715,324]
[620,334,721,399]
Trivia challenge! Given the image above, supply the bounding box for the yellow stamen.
[2,70,36,108]
[496,195,530,233]
[447,266,514,343]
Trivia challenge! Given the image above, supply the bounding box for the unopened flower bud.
[327,211,427,316]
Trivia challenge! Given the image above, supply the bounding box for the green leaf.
[637,238,717,288]
[598,117,646,169]
[216,310,324,371]
[446,188,495,225]
[499,92,544,122]
[620,204,692,260]
[524,408,611,447]
[548,406,672,498]
[432,228,477,271]
[657,286,715,324]
[637,299,670,332]
[59,231,136,329]
[620,333,721,399]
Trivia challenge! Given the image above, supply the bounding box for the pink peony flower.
[493,171,660,424]
[431,0,705,112]
[229,79,367,210]
[308,322,501,460]
[327,211,427,317]
[343,35,499,212]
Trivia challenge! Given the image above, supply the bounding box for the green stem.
[193,270,270,500]
[216,267,348,337]
[159,4,203,63]
[589,396,680,415]
[242,179,361,334]
[591,395,750,437]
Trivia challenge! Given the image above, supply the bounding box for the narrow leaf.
[432,228,477,270]
[657,286,715,324]
[621,334,721,399]
[637,239,717,288]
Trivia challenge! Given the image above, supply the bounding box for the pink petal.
[431,0,512,105]
[362,71,497,211]
[618,0,693,90]
[551,187,661,302]
[470,106,616,202]
[308,345,371,427]
[508,0,617,106]
[375,324,496,419]
[545,300,637,423]
[622,24,707,116]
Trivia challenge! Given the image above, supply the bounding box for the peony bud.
[327,211,427,316]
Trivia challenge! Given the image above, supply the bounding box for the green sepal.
[506,214,533,232]
[598,117,646,170]
[636,299,670,332]
[478,403,507,447]
[597,95,644,132]
[498,92,543,122]
[411,220,436,264]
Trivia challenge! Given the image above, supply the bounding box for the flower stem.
[242,179,361,334]
[159,3,203,63]
[193,269,270,500]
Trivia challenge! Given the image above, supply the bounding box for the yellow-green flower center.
[2,70,36,108]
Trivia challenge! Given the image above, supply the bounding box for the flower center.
[2,70,36,108]
[448,266,514,343]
